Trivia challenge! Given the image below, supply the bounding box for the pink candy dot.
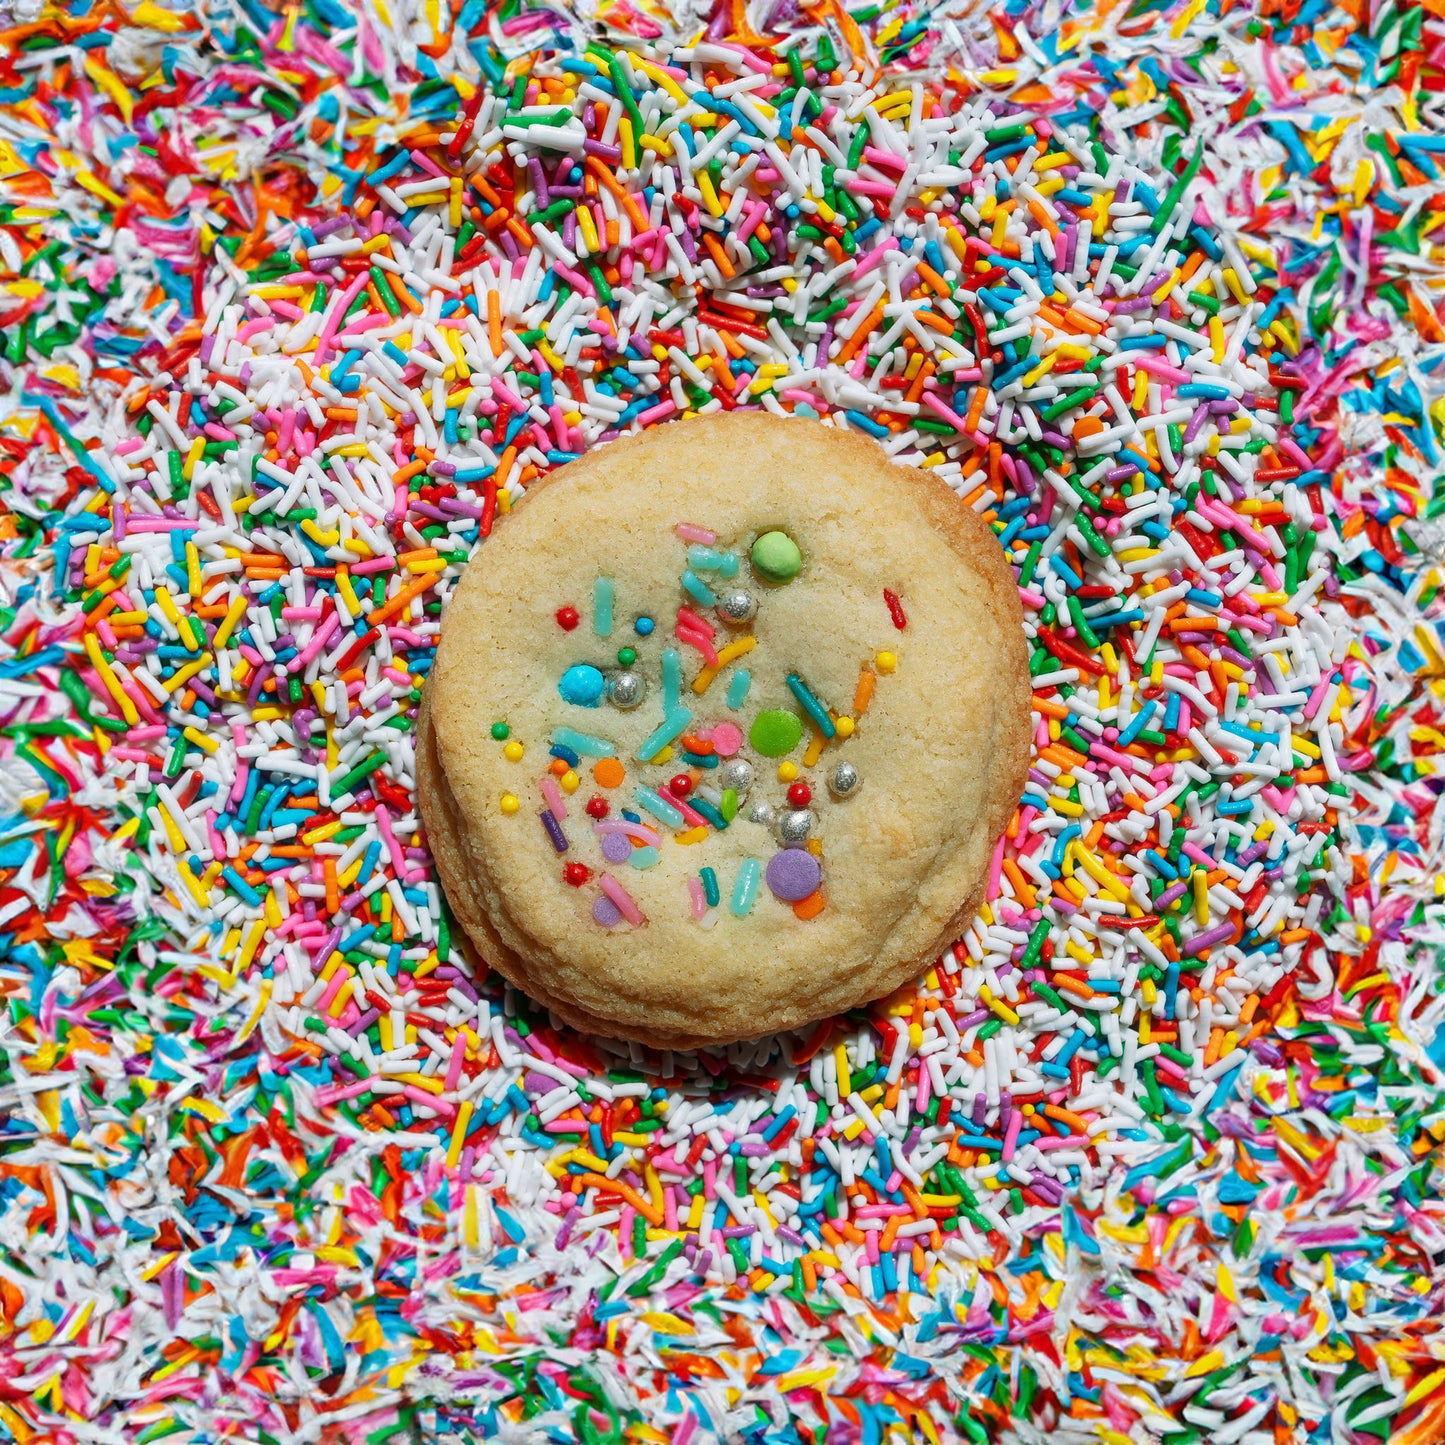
[712,723,742,757]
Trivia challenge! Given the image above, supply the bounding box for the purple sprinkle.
[593,895,623,928]
[765,848,821,903]
[540,809,569,853]
[601,832,632,864]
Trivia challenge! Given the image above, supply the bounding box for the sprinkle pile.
[0,0,1443,1442]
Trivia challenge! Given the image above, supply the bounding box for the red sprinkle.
[556,605,580,630]
[787,782,812,807]
[585,796,609,819]
[883,588,907,629]
[564,863,591,887]
[668,773,693,797]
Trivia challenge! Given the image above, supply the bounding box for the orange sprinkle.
[853,668,876,716]
[793,891,825,920]
[593,758,625,789]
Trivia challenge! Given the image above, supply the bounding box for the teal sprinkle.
[687,545,725,571]
[634,787,685,829]
[726,668,751,709]
[689,796,728,831]
[731,858,761,917]
[786,673,836,738]
[636,705,692,761]
[552,727,616,758]
[700,867,720,907]
[627,845,660,870]
[593,576,614,636]
[681,569,716,606]
[662,647,682,713]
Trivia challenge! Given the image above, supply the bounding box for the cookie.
[420,412,1031,1049]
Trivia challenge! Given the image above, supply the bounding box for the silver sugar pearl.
[716,589,758,627]
[717,758,754,797]
[827,761,861,799]
[745,799,776,830]
[608,671,646,710]
[775,807,815,845]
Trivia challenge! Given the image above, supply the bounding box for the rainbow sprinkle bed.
[0,0,1443,1441]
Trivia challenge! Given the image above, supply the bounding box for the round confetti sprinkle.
[711,722,743,757]
[766,848,822,902]
[749,709,804,757]
[750,530,803,583]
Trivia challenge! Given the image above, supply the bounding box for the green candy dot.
[617,646,637,666]
[751,530,802,583]
[491,721,510,740]
[750,709,803,757]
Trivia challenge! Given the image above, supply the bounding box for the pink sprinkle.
[712,723,742,757]
[675,623,719,667]
[444,1036,467,1092]
[676,606,715,639]
[600,873,645,926]
[540,777,568,821]
[1002,1107,1023,1163]
[687,876,707,920]
[674,796,710,830]
[987,833,1006,901]
[595,820,663,846]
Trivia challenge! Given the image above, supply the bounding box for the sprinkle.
[785,674,837,740]
[552,728,617,759]
[731,858,762,917]
[593,577,615,637]
[599,872,645,926]
[636,707,693,762]
[540,808,569,853]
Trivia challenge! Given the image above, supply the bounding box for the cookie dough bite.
[419,412,1031,1049]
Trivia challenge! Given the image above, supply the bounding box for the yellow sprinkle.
[180,1096,227,1124]
[503,741,525,762]
[182,726,218,755]
[500,793,520,815]
[163,653,213,694]
[691,634,757,694]
[1194,868,1210,924]
[446,1101,474,1168]
[83,635,139,725]
[875,650,897,674]
[213,594,248,648]
[778,761,799,783]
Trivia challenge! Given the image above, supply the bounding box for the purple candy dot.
[593,895,624,927]
[766,848,821,903]
[601,832,632,864]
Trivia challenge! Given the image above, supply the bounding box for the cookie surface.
[420,413,1030,1048]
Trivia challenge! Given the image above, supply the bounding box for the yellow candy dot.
[560,769,580,794]
[875,650,897,674]
[500,793,520,815]
[777,760,800,783]
[503,741,525,762]
[834,715,855,738]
